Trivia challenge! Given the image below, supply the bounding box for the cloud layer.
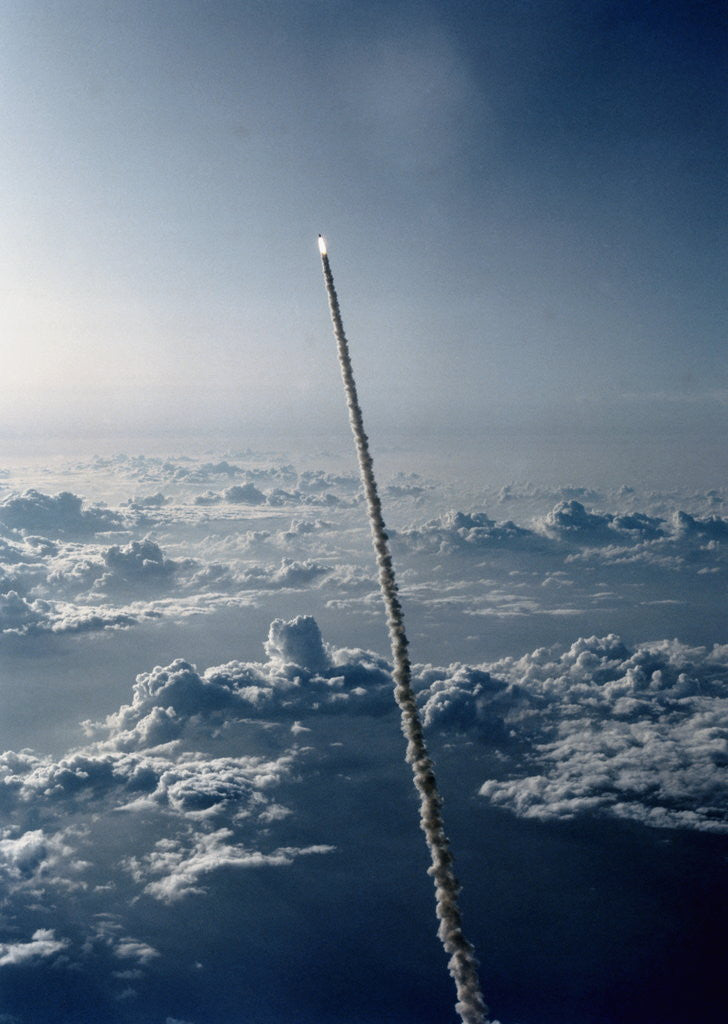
[0,452,725,1022]
[421,634,728,832]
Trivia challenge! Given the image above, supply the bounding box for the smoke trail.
[318,236,490,1024]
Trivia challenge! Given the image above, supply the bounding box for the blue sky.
[1,0,725,473]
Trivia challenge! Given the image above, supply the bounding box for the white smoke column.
[318,235,490,1024]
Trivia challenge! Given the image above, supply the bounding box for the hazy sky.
[1,0,725,468]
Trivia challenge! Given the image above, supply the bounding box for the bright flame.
[318,235,327,256]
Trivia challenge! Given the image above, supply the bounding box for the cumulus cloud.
[397,510,537,553]
[102,538,179,581]
[151,459,244,484]
[0,828,81,890]
[0,747,299,824]
[17,466,724,663]
[264,615,331,673]
[125,828,333,903]
[37,536,186,606]
[384,499,728,636]
[81,610,724,843]
[193,484,267,506]
[0,674,333,919]
[0,524,343,642]
[44,537,191,596]
[536,500,666,543]
[77,452,295,490]
[0,532,52,566]
[0,618,388,924]
[85,616,392,751]
[278,517,334,543]
[0,616,388,925]
[113,939,160,964]
[0,929,69,967]
[671,509,728,541]
[384,472,429,499]
[0,589,138,636]
[295,470,359,494]
[83,538,186,599]
[0,590,51,634]
[183,468,357,509]
[266,487,347,508]
[419,635,728,832]
[3,451,725,1023]
[125,492,169,510]
[2,599,724,920]
[228,558,333,591]
[0,597,724,1024]
[0,490,121,537]
[396,500,728,559]
[222,483,267,505]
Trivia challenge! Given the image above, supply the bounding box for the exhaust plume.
[318,237,490,1024]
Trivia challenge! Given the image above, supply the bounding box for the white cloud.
[535,500,666,543]
[125,492,168,510]
[0,590,51,634]
[1,747,300,824]
[396,509,537,553]
[221,483,266,505]
[0,929,69,967]
[0,490,121,537]
[277,517,334,543]
[395,500,728,560]
[17,610,718,839]
[189,558,333,593]
[8,463,724,662]
[114,939,160,964]
[264,615,331,673]
[0,590,139,636]
[93,538,182,591]
[79,616,392,752]
[419,635,728,832]
[0,828,79,889]
[125,828,333,903]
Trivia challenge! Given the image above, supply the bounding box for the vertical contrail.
[318,235,489,1024]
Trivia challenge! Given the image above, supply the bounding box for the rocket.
[316,234,488,1024]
